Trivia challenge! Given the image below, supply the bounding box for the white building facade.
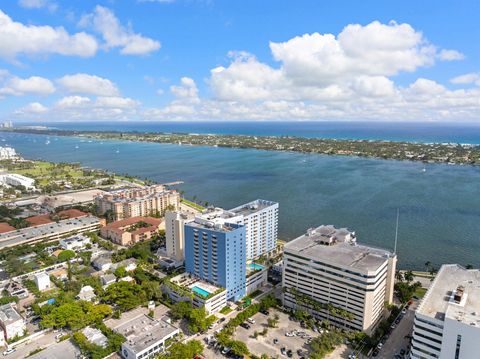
[0,303,25,346]
[282,225,396,334]
[229,199,279,260]
[34,272,51,291]
[411,264,480,359]
[0,147,17,160]
[0,173,35,190]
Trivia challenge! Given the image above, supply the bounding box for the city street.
[377,301,418,358]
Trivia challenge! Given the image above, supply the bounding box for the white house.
[34,272,51,292]
[59,234,91,251]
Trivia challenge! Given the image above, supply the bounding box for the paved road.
[378,301,418,358]
[7,332,57,359]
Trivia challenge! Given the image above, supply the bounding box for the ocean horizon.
[15,120,480,144]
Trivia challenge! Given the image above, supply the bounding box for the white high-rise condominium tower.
[411,264,480,359]
[229,199,279,260]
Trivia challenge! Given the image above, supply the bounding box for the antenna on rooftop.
[394,208,399,254]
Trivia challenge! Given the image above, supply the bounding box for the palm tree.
[404,270,414,283]
[395,270,404,282]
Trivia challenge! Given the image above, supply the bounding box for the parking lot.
[233,309,316,358]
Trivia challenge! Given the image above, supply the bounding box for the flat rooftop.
[187,211,243,233]
[417,264,480,325]
[284,225,394,273]
[114,314,178,354]
[0,303,22,324]
[229,199,278,217]
[0,215,100,248]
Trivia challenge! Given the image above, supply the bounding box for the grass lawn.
[181,198,205,211]
[220,306,233,315]
[414,287,428,299]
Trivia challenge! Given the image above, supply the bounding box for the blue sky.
[0,0,479,122]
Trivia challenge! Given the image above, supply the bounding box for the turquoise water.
[192,286,210,297]
[2,131,480,270]
[248,263,265,271]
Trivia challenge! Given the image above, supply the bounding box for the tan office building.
[95,185,180,221]
[282,225,396,334]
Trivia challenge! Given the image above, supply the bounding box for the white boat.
[45,140,50,145]
[75,145,79,149]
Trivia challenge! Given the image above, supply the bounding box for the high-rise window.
[455,334,462,359]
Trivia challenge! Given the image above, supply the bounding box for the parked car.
[240,323,250,329]
[260,309,269,315]
[247,318,255,324]
[273,338,279,344]
[280,347,286,355]
[2,349,15,357]
[285,332,294,337]
[286,349,293,357]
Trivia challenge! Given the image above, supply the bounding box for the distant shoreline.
[2,128,480,165]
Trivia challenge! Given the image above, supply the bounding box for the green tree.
[229,340,249,356]
[170,301,193,320]
[103,282,146,311]
[404,270,414,283]
[58,250,76,262]
[114,266,127,278]
[158,340,203,359]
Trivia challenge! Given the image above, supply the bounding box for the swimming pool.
[192,286,210,298]
[248,263,265,271]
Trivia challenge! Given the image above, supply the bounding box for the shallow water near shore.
[3,131,480,270]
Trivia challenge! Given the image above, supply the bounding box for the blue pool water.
[192,286,210,298]
[249,263,265,271]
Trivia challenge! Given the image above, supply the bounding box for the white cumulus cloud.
[0,75,55,96]
[15,102,48,115]
[0,10,97,62]
[450,73,480,86]
[438,49,465,61]
[57,73,119,96]
[79,6,160,55]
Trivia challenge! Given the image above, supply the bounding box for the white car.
[285,332,294,337]
[247,318,255,324]
[2,349,15,356]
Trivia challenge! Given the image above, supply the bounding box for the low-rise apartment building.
[411,264,480,359]
[0,173,35,190]
[112,314,179,359]
[95,185,180,221]
[282,225,396,334]
[59,234,91,250]
[0,214,102,249]
[0,303,25,346]
[165,273,227,314]
[100,216,162,246]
